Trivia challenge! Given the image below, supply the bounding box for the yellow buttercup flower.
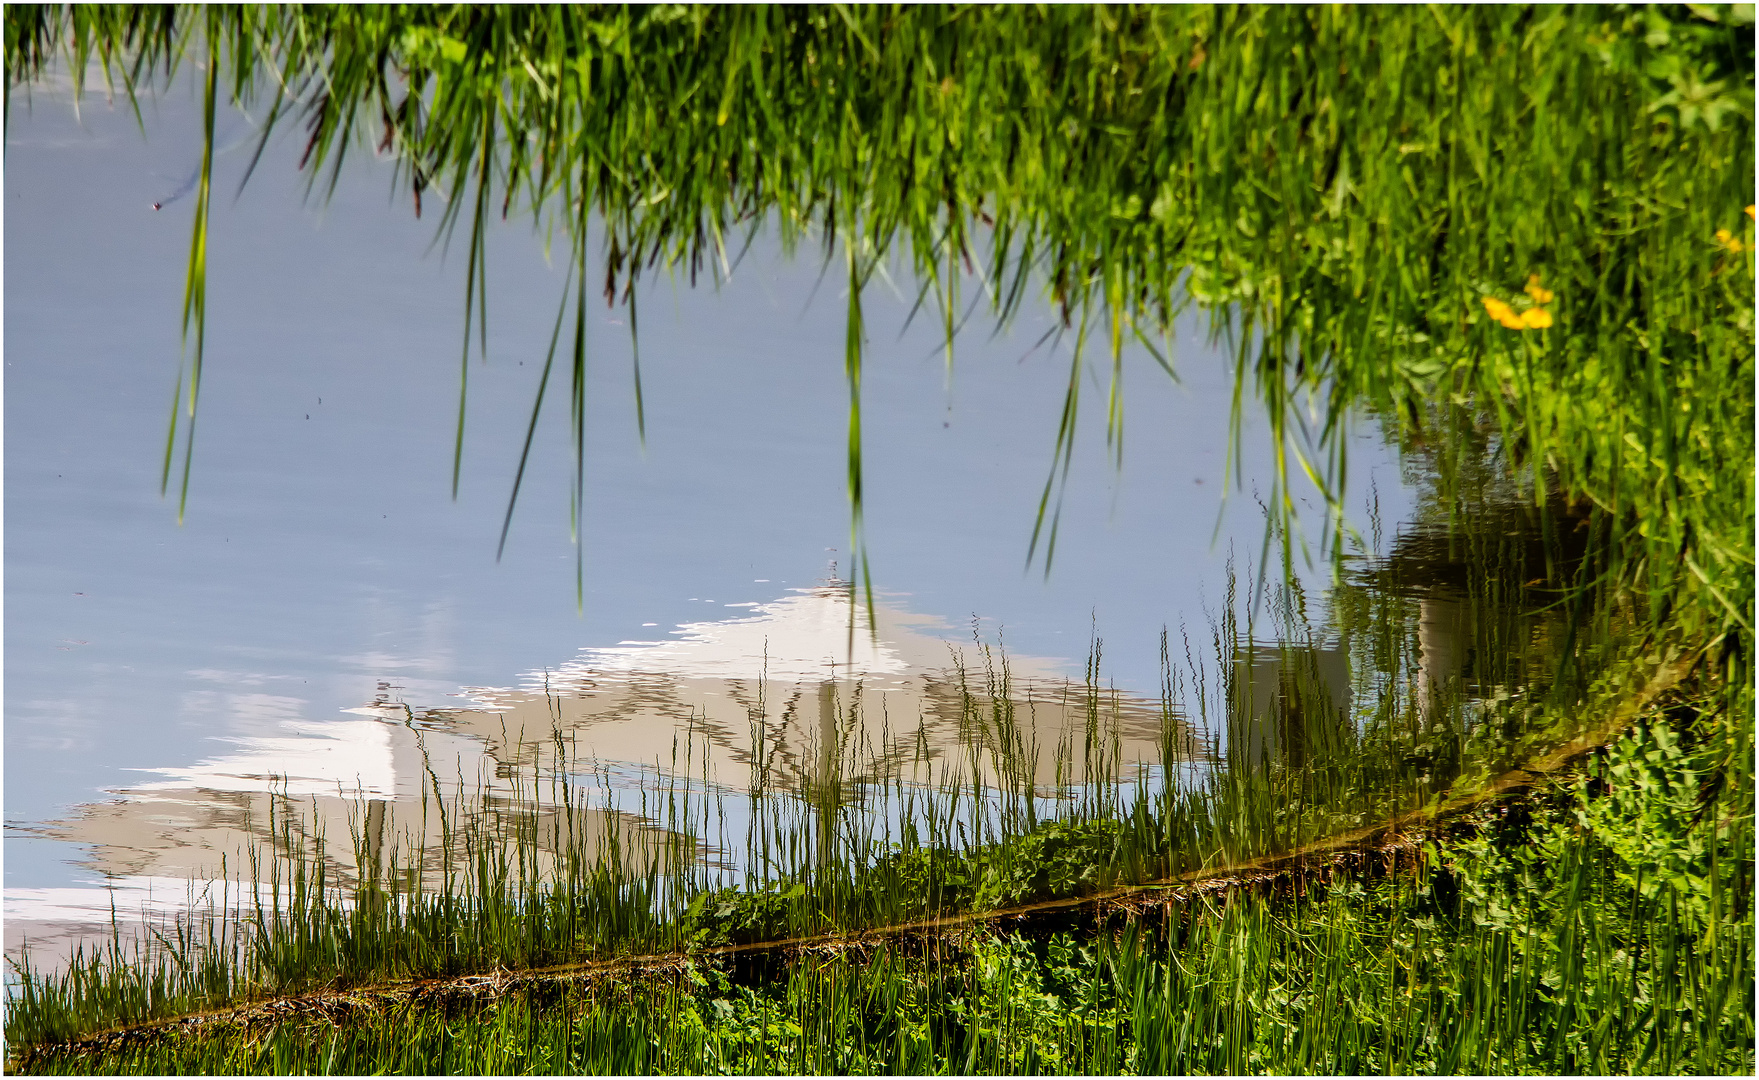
[1481,288,1552,331]
[1747,205,1756,220]
[1715,228,1745,253]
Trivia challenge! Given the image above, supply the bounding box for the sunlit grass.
[13,715,1751,1075]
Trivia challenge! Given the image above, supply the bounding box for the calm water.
[4,77,1417,960]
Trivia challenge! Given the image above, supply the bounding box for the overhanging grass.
[4,5,1751,635]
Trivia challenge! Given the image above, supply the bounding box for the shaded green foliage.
[684,818,1128,946]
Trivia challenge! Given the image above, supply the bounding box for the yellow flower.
[1483,293,1550,330]
[1747,205,1756,220]
[1716,228,1745,253]
[1523,274,1554,304]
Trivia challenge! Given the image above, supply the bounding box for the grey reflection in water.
[1386,497,1601,711]
[1225,497,1604,774]
[1228,643,1353,771]
[1416,590,1475,719]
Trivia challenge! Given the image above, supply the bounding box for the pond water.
[4,78,1424,964]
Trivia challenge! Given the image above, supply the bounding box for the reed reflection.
[1226,494,1605,783]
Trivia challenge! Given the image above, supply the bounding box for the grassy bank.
[5,462,1746,1071]
[14,711,1750,1075]
[8,446,1750,1071]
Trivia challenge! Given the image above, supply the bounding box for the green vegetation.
[3,4,1752,1074]
[6,549,1748,1071]
[13,717,1750,1075]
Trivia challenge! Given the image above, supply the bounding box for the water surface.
[4,76,1418,962]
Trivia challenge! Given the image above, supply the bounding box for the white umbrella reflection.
[452,582,1191,794]
[10,582,1192,970]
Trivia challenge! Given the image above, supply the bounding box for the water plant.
[7,522,1744,1068]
